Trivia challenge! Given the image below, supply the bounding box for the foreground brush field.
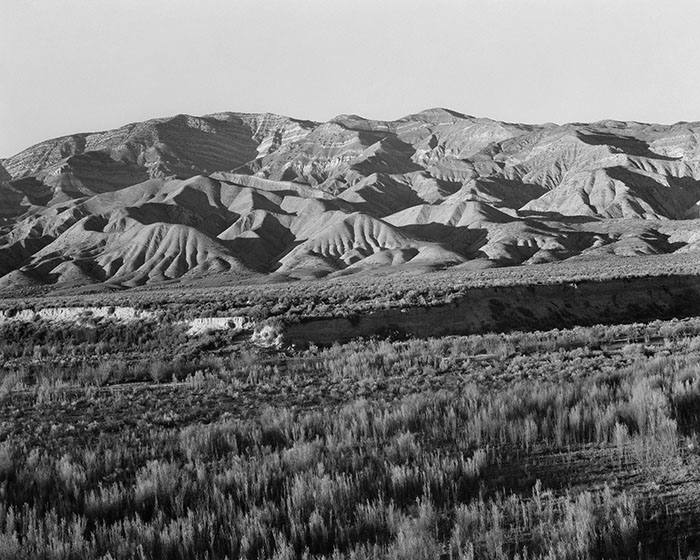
[3,311,700,558]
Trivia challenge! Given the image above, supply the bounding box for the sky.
[2,0,700,156]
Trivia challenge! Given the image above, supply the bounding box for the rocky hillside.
[2,108,700,289]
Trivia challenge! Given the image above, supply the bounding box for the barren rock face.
[2,109,700,291]
[0,162,10,183]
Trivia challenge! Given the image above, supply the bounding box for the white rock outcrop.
[0,306,156,325]
[250,324,284,349]
[184,316,252,336]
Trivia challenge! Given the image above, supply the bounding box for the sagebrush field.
[3,307,700,558]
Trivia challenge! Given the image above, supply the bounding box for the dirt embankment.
[284,274,700,344]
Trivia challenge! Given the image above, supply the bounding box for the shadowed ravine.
[284,274,700,344]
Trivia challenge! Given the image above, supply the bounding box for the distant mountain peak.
[2,108,700,292]
[411,107,473,119]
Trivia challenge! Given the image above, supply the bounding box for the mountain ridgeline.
[2,108,700,289]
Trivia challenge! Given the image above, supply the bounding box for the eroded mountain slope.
[2,109,700,290]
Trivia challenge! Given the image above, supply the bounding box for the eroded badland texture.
[2,108,700,291]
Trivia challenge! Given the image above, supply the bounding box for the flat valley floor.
[2,288,700,558]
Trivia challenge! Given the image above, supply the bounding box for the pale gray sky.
[2,0,700,157]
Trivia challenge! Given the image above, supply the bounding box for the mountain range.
[2,107,700,290]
